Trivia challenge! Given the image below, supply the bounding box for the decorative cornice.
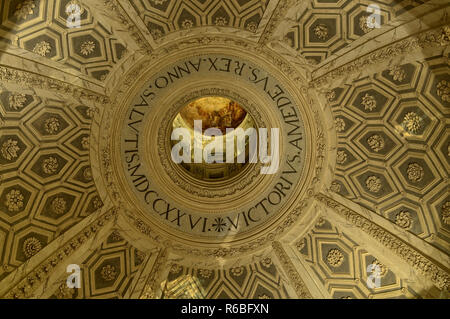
[0,65,109,104]
[272,241,312,298]
[1,207,118,299]
[139,248,168,299]
[101,0,153,54]
[310,25,450,88]
[258,0,297,45]
[315,193,450,291]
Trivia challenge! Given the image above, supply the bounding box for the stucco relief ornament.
[181,19,194,29]
[1,139,20,161]
[92,196,103,209]
[23,237,42,258]
[334,118,345,132]
[199,269,212,279]
[5,189,24,212]
[215,17,228,26]
[261,257,273,268]
[330,181,341,193]
[326,248,344,267]
[406,162,424,182]
[438,25,450,46]
[296,240,306,251]
[51,197,67,215]
[100,264,118,281]
[367,134,385,152]
[8,93,27,110]
[81,136,89,149]
[170,264,182,274]
[403,112,423,134]
[65,0,85,16]
[14,0,36,20]
[80,41,95,56]
[44,117,60,134]
[371,259,388,277]
[365,176,382,193]
[359,16,375,34]
[436,80,449,102]
[150,28,163,40]
[326,90,336,102]
[83,167,92,180]
[361,93,377,111]
[442,201,450,225]
[55,282,75,299]
[336,150,347,164]
[110,230,123,242]
[230,266,244,277]
[42,156,58,174]
[246,22,258,32]
[395,211,413,229]
[389,65,406,82]
[33,41,51,57]
[314,24,329,40]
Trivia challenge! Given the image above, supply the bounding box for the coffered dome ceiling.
[0,0,448,299]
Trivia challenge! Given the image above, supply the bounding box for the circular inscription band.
[117,53,311,243]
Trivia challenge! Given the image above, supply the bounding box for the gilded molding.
[1,207,118,299]
[139,248,168,299]
[272,241,312,298]
[258,0,297,45]
[315,193,450,291]
[101,0,153,54]
[0,65,109,104]
[310,25,450,88]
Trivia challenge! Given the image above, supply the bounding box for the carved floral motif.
[1,139,20,161]
[361,93,377,111]
[359,16,375,34]
[246,22,258,32]
[215,17,228,26]
[5,189,24,212]
[436,80,449,102]
[365,176,382,193]
[100,264,118,281]
[8,93,27,110]
[23,237,42,258]
[330,181,341,193]
[199,269,212,279]
[406,162,424,182]
[51,197,67,215]
[42,156,58,174]
[336,150,347,164]
[14,0,36,20]
[326,248,344,267]
[367,134,385,152]
[80,41,95,56]
[389,65,406,82]
[314,24,328,40]
[371,259,388,277]
[231,266,244,277]
[33,41,51,57]
[334,118,345,132]
[395,211,413,229]
[403,112,423,134]
[181,19,194,29]
[44,117,60,134]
